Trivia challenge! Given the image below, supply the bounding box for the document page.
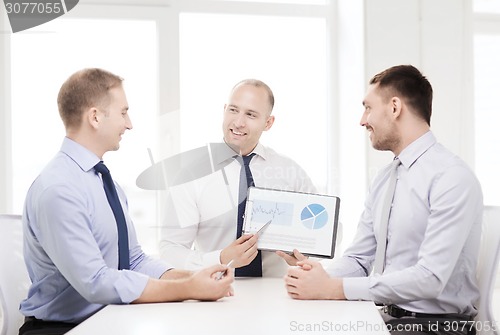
[243,187,340,258]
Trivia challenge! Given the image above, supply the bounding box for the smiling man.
[19,68,233,335]
[283,65,482,335]
[159,79,316,277]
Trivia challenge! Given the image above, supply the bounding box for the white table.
[68,278,390,335]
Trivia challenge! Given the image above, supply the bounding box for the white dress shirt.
[327,131,482,316]
[159,143,317,277]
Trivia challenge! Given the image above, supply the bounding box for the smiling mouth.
[231,129,246,137]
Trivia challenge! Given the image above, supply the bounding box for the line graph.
[250,200,294,226]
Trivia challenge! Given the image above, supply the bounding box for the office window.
[5,1,365,252]
[474,0,500,13]
[179,13,328,192]
[10,17,160,253]
[474,1,500,206]
[474,35,500,206]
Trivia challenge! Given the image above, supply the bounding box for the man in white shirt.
[283,65,482,335]
[159,79,316,277]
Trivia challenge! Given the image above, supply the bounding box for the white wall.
[0,11,12,214]
[0,0,476,213]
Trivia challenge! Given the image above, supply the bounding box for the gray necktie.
[373,158,401,274]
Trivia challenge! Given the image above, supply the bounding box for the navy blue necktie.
[235,154,262,277]
[94,162,130,270]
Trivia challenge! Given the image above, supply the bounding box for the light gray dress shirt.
[159,143,317,277]
[327,131,482,316]
[21,137,171,323]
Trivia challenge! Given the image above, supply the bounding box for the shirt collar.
[397,131,436,169]
[248,142,267,160]
[60,137,101,173]
[214,141,267,165]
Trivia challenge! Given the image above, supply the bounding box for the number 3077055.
[5,2,64,14]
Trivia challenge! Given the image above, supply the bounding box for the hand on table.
[284,259,345,300]
[189,264,234,301]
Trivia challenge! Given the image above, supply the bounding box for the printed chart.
[300,204,328,229]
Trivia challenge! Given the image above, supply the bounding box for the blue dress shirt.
[20,137,171,323]
[327,131,483,316]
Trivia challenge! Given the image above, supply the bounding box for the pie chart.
[301,203,328,229]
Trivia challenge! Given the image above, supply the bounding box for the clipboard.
[242,187,340,258]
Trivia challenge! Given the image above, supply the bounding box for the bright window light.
[179,13,328,191]
[474,34,500,205]
[474,0,500,14]
[10,18,160,253]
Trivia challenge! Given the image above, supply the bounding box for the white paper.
[243,187,340,258]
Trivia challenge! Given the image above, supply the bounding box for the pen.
[255,220,272,236]
[216,259,234,280]
[216,221,271,280]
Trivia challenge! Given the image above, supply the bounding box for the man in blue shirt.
[282,65,482,335]
[19,68,233,334]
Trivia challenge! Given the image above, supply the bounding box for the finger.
[238,237,257,254]
[209,264,229,280]
[286,285,300,298]
[284,274,300,287]
[298,259,317,269]
[209,264,228,273]
[276,250,294,262]
[293,249,307,261]
[218,273,233,283]
[287,266,302,278]
[235,234,253,244]
[284,277,295,287]
[242,240,259,254]
[245,234,259,246]
[301,263,313,271]
[275,250,286,258]
[245,248,259,262]
[235,248,258,267]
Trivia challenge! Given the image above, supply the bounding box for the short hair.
[231,79,275,112]
[57,68,123,129]
[369,65,433,125]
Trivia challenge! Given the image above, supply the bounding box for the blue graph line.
[250,200,294,226]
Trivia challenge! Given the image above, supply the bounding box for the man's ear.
[264,115,275,131]
[391,97,402,119]
[87,107,100,129]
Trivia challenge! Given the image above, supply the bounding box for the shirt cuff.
[114,272,150,303]
[343,277,371,301]
[202,249,223,266]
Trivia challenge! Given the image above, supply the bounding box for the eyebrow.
[227,104,260,115]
